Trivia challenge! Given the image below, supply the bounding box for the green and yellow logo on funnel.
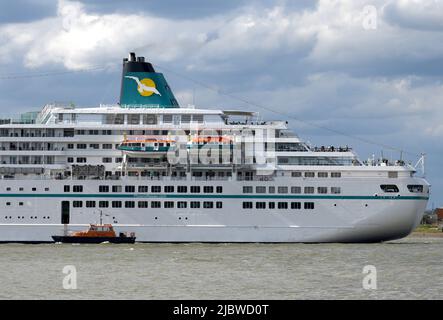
[124,76,162,97]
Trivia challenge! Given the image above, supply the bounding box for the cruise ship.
[0,53,430,243]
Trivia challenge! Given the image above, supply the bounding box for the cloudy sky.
[0,0,442,206]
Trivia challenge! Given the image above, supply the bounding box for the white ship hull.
[0,176,428,243]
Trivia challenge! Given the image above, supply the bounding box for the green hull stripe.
[0,194,429,200]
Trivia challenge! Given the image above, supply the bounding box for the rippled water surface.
[0,236,442,299]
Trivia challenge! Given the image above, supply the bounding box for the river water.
[0,236,441,299]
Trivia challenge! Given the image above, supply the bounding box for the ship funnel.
[119,52,179,108]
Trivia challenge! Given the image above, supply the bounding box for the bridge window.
[407,185,424,193]
[380,185,399,193]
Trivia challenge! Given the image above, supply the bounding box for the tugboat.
[52,211,136,244]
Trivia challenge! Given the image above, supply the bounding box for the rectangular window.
[77,144,87,149]
[331,187,341,194]
[89,144,99,149]
[256,202,266,209]
[115,158,123,163]
[380,185,399,193]
[291,186,301,194]
[317,187,328,194]
[242,202,253,209]
[64,185,70,192]
[216,201,223,209]
[304,187,315,194]
[178,186,188,193]
[318,172,328,178]
[125,186,135,193]
[99,185,109,193]
[151,186,161,193]
[112,201,122,208]
[291,171,302,177]
[268,186,275,194]
[268,202,275,209]
[331,172,341,178]
[138,201,149,208]
[164,201,174,208]
[216,186,223,193]
[164,186,175,193]
[388,171,398,178]
[151,201,161,208]
[407,185,424,193]
[138,186,149,193]
[99,201,109,208]
[278,186,288,194]
[243,186,253,194]
[203,201,214,209]
[73,201,82,208]
[76,157,87,163]
[203,186,214,193]
[73,185,83,193]
[125,201,135,208]
[304,202,315,210]
[190,201,200,208]
[112,185,122,193]
[102,144,113,149]
[304,172,315,178]
[102,157,112,163]
[278,202,288,209]
[177,201,187,209]
[256,186,266,194]
[190,186,200,193]
[291,202,301,209]
[86,201,96,208]
[67,157,74,163]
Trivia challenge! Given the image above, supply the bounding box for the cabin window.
[115,158,123,163]
[86,201,96,208]
[164,186,175,193]
[73,185,83,193]
[163,114,173,123]
[138,201,148,208]
[99,186,109,193]
[407,185,424,193]
[304,187,314,194]
[89,144,99,149]
[203,201,214,209]
[128,114,140,125]
[331,187,341,194]
[256,202,266,209]
[268,186,275,194]
[291,186,301,194]
[73,201,82,208]
[291,202,301,209]
[256,186,266,194]
[164,201,174,209]
[143,114,157,125]
[67,157,74,163]
[203,186,214,193]
[304,202,315,210]
[77,144,87,149]
[138,186,149,193]
[291,172,302,177]
[216,202,223,209]
[278,186,288,194]
[112,201,122,208]
[193,115,204,123]
[151,201,161,208]
[318,172,328,178]
[151,186,161,193]
[304,172,315,178]
[125,186,135,193]
[216,186,223,193]
[190,186,200,193]
[178,186,187,193]
[388,171,398,178]
[125,201,135,208]
[277,202,287,209]
[67,144,74,149]
[380,185,399,193]
[112,186,122,193]
[103,144,112,150]
[102,158,112,163]
[243,186,253,194]
[331,172,342,178]
[268,202,275,209]
[99,201,109,208]
[190,201,200,208]
[64,185,70,192]
[76,157,87,163]
[177,202,187,209]
[317,187,328,194]
[242,202,253,209]
[181,115,191,123]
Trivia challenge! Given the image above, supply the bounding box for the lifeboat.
[118,138,176,158]
[52,224,136,244]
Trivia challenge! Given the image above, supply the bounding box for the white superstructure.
[0,53,429,243]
